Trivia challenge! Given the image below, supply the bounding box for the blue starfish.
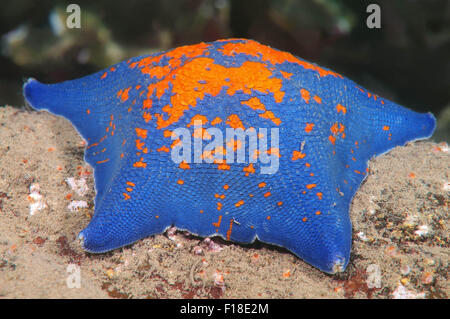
[23,39,435,273]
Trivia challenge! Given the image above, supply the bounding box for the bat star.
[23,39,436,273]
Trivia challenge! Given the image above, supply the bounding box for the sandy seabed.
[0,106,448,299]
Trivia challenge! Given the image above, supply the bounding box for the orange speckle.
[123,193,130,200]
[306,184,317,189]
[133,158,147,168]
[243,163,255,176]
[316,192,323,200]
[217,163,231,171]
[259,110,281,126]
[223,184,229,190]
[235,200,245,207]
[383,125,390,131]
[330,123,340,135]
[328,135,336,145]
[336,104,347,115]
[315,211,321,215]
[292,150,306,161]
[266,216,271,220]
[408,172,416,178]
[213,215,222,227]
[65,194,72,200]
[141,65,172,79]
[219,40,342,78]
[119,87,131,102]
[300,88,310,103]
[48,147,55,152]
[277,201,283,206]
[264,192,271,197]
[86,109,91,115]
[187,114,209,127]
[126,187,133,192]
[305,123,315,133]
[143,112,152,123]
[282,269,291,278]
[171,138,181,149]
[143,99,152,109]
[217,202,223,211]
[211,117,222,126]
[126,181,135,187]
[135,128,148,139]
[177,180,184,185]
[226,114,245,130]
[179,161,190,170]
[313,95,322,104]
[96,159,110,164]
[302,217,308,222]
[280,70,292,79]
[226,219,234,240]
[267,147,280,158]
[135,139,145,150]
[258,182,266,188]
[101,72,107,79]
[157,145,170,153]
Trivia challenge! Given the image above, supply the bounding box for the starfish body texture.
[24,39,436,273]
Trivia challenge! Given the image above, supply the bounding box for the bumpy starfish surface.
[24,39,436,273]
